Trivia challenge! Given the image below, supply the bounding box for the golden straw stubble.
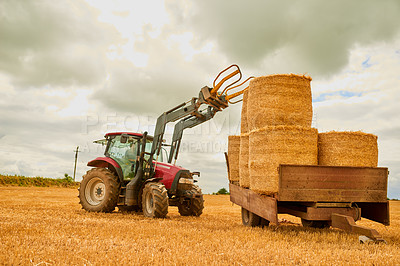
[249,126,318,195]
[240,90,249,134]
[239,133,250,188]
[228,135,240,182]
[247,74,313,131]
[318,131,378,167]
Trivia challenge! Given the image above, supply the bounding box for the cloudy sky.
[0,0,399,198]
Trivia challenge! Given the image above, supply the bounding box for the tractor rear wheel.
[79,168,120,213]
[142,182,169,218]
[178,185,204,217]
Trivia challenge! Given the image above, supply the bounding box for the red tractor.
[78,65,252,218]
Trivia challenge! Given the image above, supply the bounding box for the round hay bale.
[249,126,318,195]
[247,74,313,131]
[318,131,378,167]
[240,90,249,134]
[228,135,240,183]
[239,133,250,188]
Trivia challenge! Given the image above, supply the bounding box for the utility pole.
[73,146,80,182]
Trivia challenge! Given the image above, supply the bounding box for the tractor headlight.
[178,178,194,184]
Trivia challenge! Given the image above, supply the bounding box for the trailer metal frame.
[229,164,389,242]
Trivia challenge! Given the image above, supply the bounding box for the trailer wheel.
[301,219,330,229]
[79,168,120,213]
[260,218,270,228]
[142,182,169,218]
[178,185,204,217]
[241,208,262,227]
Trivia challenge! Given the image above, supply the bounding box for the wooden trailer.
[229,164,389,242]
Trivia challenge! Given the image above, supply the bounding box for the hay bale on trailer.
[249,126,318,195]
[240,90,249,134]
[239,133,250,188]
[247,74,313,131]
[228,135,241,183]
[318,131,378,167]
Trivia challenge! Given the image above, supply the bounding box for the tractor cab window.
[107,135,140,179]
[106,135,166,180]
[144,141,166,163]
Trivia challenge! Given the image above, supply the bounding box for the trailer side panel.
[278,165,388,202]
[230,183,278,224]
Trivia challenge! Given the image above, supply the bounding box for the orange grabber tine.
[211,65,242,96]
[225,76,254,104]
[225,87,248,104]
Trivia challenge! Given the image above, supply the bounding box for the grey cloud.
[170,0,400,76]
[0,0,120,88]
[0,87,97,179]
[94,0,400,116]
[381,161,400,199]
[313,88,400,199]
[93,40,225,115]
[376,127,400,141]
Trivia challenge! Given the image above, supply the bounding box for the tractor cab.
[95,132,168,180]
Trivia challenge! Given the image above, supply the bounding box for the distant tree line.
[212,188,229,195]
[0,173,79,188]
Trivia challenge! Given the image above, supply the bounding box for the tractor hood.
[154,162,188,190]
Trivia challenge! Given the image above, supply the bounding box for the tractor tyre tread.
[142,182,168,218]
[78,168,120,213]
[178,185,204,217]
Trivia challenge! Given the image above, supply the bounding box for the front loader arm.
[148,65,253,175]
[168,106,217,164]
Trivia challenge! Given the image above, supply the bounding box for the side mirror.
[120,134,128,143]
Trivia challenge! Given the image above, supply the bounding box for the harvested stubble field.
[0,187,399,265]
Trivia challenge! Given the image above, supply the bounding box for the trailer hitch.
[331,213,387,244]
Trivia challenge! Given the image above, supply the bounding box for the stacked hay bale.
[247,74,313,130]
[238,90,250,188]
[230,73,379,196]
[246,74,317,195]
[249,126,318,194]
[240,90,249,134]
[227,135,240,184]
[239,132,250,188]
[318,131,378,167]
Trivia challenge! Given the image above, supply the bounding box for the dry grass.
[0,186,399,265]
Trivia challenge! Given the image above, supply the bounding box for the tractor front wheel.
[79,168,120,212]
[178,185,204,217]
[142,182,169,218]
